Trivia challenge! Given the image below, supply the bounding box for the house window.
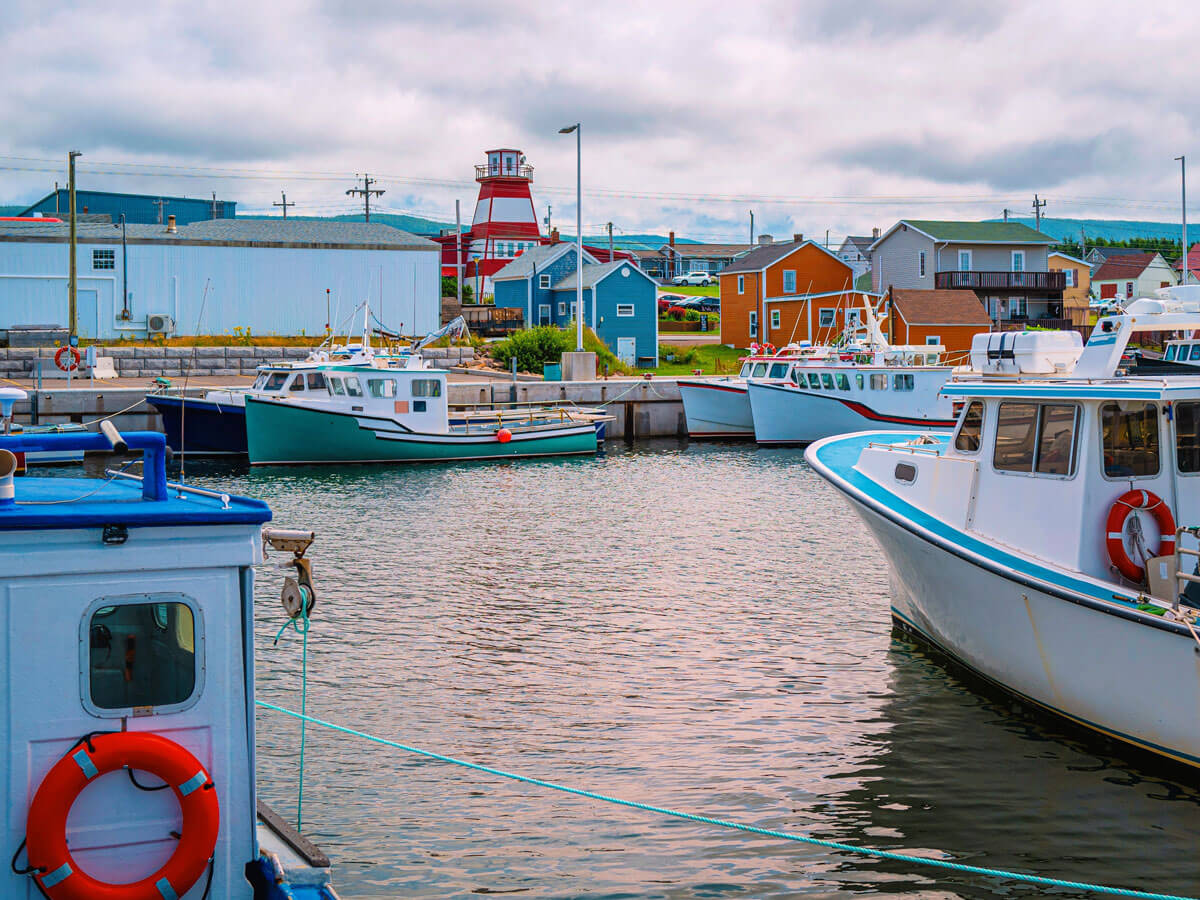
[737,275,745,295]
[539,274,551,289]
[918,251,926,278]
[958,250,972,271]
[818,308,836,327]
[925,335,941,345]
[558,301,567,316]
[538,303,551,325]
[783,270,797,293]
[770,309,781,329]
[616,304,635,317]
[1012,251,1025,273]
[1063,269,1076,287]
[92,249,115,270]
[749,310,758,337]
[85,597,200,715]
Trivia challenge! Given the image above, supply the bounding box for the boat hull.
[748,381,953,445]
[244,398,599,465]
[808,435,1200,768]
[146,395,247,455]
[677,380,753,439]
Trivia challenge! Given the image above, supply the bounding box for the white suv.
[671,271,713,286]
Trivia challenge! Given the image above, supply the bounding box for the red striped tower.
[467,149,541,289]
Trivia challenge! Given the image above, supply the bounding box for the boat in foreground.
[807,286,1200,768]
[0,420,338,897]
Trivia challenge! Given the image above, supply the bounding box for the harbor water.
[171,443,1200,899]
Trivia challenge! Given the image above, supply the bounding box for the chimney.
[759,234,773,245]
[872,227,880,239]
[669,231,675,247]
[83,206,89,214]
[166,214,177,234]
[793,233,803,243]
[550,228,560,245]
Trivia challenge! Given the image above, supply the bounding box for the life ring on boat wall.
[24,732,218,900]
[54,346,81,372]
[1105,489,1176,583]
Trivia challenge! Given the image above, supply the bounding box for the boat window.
[791,369,801,386]
[1101,402,1159,478]
[1191,345,1200,362]
[1034,405,1079,476]
[807,373,821,389]
[739,362,752,377]
[264,373,288,391]
[836,374,850,390]
[1166,345,1179,361]
[344,376,363,397]
[368,378,397,399]
[252,373,268,389]
[894,463,917,484]
[1176,401,1200,473]
[993,402,1039,472]
[751,363,768,378]
[288,375,305,392]
[893,374,914,391]
[412,379,442,398]
[85,597,199,715]
[329,376,346,396]
[954,401,985,453]
[821,373,835,389]
[769,363,788,378]
[306,372,327,390]
[870,373,888,390]
[856,373,864,390]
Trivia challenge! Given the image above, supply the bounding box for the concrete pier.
[4,375,693,442]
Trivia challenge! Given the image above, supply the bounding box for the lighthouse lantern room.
[468,148,541,292]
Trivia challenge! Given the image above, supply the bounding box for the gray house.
[870,220,1066,329]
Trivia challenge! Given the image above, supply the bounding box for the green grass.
[658,284,719,297]
[654,343,745,376]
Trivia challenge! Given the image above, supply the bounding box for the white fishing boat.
[747,298,956,445]
[806,285,1200,767]
[677,343,830,439]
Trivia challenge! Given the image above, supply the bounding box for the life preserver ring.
[1105,489,1176,582]
[54,346,81,372]
[25,732,218,900]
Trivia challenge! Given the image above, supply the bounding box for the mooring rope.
[255,700,1195,900]
[271,607,312,831]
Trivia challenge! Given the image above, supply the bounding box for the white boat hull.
[677,380,753,439]
[834,479,1200,767]
[748,381,954,445]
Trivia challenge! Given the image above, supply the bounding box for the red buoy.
[497,428,512,443]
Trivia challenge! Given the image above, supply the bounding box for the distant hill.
[988,216,1192,244]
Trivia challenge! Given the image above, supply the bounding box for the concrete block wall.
[0,345,477,379]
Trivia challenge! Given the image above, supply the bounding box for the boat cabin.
[1164,339,1200,365]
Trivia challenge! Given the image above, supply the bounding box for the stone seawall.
[0,345,477,379]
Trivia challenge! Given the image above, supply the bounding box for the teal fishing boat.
[244,358,607,465]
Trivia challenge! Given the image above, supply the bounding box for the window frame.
[958,250,972,272]
[918,251,926,278]
[1011,250,1025,273]
[538,274,551,289]
[991,401,1082,480]
[616,303,635,317]
[92,248,115,270]
[80,593,205,718]
[782,269,797,293]
[749,310,758,337]
[558,301,567,316]
[1175,400,1200,476]
[770,309,781,330]
[1099,400,1160,481]
[737,275,745,295]
[925,335,941,346]
[818,308,836,328]
[954,400,985,455]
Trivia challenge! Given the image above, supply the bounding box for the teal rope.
[272,605,311,831]
[256,701,1195,900]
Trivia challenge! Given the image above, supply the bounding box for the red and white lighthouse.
[467,149,540,286]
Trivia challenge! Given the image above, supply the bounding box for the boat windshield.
[751,363,768,378]
[768,363,788,378]
[263,372,288,391]
[1166,344,1179,361]
[739,362,752,377]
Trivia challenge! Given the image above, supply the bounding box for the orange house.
[888,289,991,359]
[719,239,856,347]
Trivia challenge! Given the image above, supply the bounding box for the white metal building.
[0,219,440,339]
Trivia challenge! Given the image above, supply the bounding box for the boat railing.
[865,440,943,456]
[105,468,231,509]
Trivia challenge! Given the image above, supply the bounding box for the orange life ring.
[54,346,81,372]
[1105,489,1176,582]
[25,732,218,900]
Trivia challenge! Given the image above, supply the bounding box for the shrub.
[684,309,701,322]
[490,326,573,372]
[440,276,474,301]
[667,306,687,321]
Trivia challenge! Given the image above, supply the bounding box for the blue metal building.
[19,190,236,226]
[493,243,658,366]
[0,219,439,339]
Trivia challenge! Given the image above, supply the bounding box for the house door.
[616,337,636,366]
[538,303,551,326]
[76,289,98,339]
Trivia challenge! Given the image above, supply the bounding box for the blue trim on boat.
[806,432,1191,639]
[941,383,1163,400]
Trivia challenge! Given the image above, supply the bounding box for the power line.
[345,174,384,222]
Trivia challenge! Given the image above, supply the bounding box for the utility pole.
[544,204,552,236]
[152,198,169,225]
[749,210,755,245]
[1178,155,1188,283]
[273,192,296,219]
[55,181,60,214]
[346,174,384,223]
[68,151,81,344]
[211,191,219,219]
[455,199,463,306]
[1003,208,1010,222]
[1080,227,1087,263]
[1032,194,1047,232]
[824,228,830,248]
[607,222,614,261]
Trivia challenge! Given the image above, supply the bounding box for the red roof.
[1174,243,1200,271]
[1093,252,1156,281]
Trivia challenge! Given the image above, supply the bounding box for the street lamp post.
[559,123,583,351]
[67,150,81,344]
[1178,155,1188,284]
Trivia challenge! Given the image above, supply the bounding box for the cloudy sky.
[0,0,1194,244]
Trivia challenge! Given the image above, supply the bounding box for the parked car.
[671,272,714,286]
[694,298,720,313]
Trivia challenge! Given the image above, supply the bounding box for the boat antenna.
[179,277,212,490]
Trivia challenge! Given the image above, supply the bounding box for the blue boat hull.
[146,395,248,454]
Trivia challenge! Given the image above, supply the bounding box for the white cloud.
[0,0,1195,242]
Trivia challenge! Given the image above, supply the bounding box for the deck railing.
[935,271,1066,291]
[475,164,534,179]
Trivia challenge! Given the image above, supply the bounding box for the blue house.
[493,242,659,366]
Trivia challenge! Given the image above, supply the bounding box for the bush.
[490,326,574,372]
[667,306,687,321]
[440,275,474,301]
[684,309,701,322]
